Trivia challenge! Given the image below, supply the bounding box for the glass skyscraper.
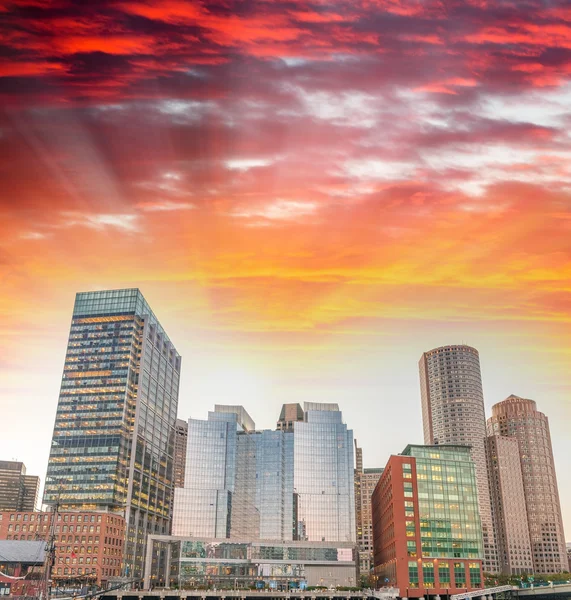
[173,403,355,544]
[44,289,181,579]
[294,403,355,543]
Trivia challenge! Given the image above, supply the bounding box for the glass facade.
[173,403,355,544]
[147,538,357,589]
[44,289,181,579]
[173,412,239,538]
[294,404,355,543]
[403,445,483,560]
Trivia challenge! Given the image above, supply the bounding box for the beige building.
[487,395,567,573]
[419,345,498,573]
[173,418,188,489]
[277,403,304,431]
[354,441,383,581]
[486,435,533,574]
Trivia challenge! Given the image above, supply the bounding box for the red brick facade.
[372,453,484,598]
[0,511,125,588]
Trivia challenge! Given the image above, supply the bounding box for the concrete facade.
[487,396,567,574]
[419,345,498,573]
[486,435,533,575]
[174,419,189,489]
[353,446,383,583]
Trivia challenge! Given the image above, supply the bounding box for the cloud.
[137,200,195,212]
[230,200,320,222]
[225,158,274,171]
[60,212,141,232]
[20,231,50,240]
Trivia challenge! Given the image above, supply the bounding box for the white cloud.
[481,84,571,128]
[231,200,319,221]
[20,231,49,240]
[280,57,310,67]
[288,86,381,128]
[61,212,140,232]
[137,201,195,212]
[225,158,273,171]
[157,100,216,122]
[342,159,417,180]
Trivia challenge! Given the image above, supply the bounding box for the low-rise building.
[144,537,358,589]
[0,511,125,588]
[372,445,484,597]
[0,540,45,596]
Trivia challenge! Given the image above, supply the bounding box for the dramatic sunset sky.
[1,0,570,532]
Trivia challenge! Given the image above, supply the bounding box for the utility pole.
[41,501,59,600]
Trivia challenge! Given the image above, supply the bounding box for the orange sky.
[0,0,570,535]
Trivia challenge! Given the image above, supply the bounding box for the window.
[469,563,481,588]
[406,521,416,537]
[423,562,435,588]
[407,541,417,557]
[454,562,465,586]
[439,562,450,584]
[408,561,419,588]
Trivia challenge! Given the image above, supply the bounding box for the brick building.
[0,540,45,596]
[372,445,484,598]
[0,511,125,588]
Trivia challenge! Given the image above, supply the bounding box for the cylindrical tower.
[487,395,567,573]
[419,344,498,573]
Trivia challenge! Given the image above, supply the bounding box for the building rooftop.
[0,540,46,564]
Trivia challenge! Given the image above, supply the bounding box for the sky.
[0,0,570,535]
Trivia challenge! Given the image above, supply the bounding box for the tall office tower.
[43,289,181,579]
[486,435,533,575]
[354,441,363,556]
[0,462,39,512]
[295,402,356,543]
[372,445,484,597]
[173,419,188,489]
[173,406,257,539]
[277,403,304,431]
[419,345,498,573]
[487,395,567,573]
[354,463,383,579]
[173,403,355,544]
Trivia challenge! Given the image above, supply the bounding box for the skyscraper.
[173,402,355,543]
[486,435,533,575]
[294,402,355,543]
[487,395,567,573]
[0,462,39,512]
[173,419,188,489]
[173,406,256,539]
[44,289,181,578]
[419,345,498,573]
[354,441,383,581]
[277,403,304,431]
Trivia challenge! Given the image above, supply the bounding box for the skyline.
[1,0,570,541]
[1,288,569,537]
